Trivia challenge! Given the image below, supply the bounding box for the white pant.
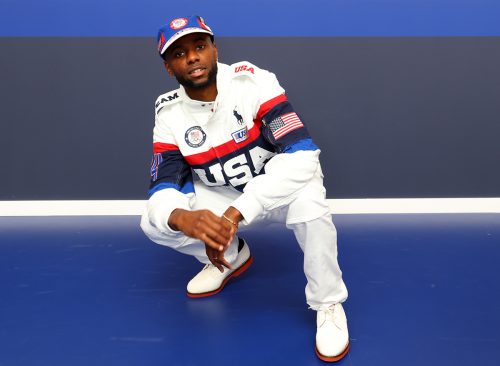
[141,175,348,310]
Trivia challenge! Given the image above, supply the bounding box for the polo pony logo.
[233,109,244,126]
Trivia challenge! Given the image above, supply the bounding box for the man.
[140,15,350,362]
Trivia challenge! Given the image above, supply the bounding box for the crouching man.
[141,15,350,362]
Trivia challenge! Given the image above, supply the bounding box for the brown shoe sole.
[315,342,350,362]
[186,255,254,298]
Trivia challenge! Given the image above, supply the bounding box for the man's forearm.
[231,149,320,223]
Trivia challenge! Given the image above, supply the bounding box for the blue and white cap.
[157,15,214,57]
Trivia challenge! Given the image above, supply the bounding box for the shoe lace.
[320,305,342,329]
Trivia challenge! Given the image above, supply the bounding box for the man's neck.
[185,83,217,102]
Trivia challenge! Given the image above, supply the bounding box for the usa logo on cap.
[157,15,214,57]
[170,18,188,30]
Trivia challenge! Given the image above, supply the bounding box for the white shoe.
[186,239,253,298]
[315,303,350,362]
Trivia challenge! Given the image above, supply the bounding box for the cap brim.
[160,28,213,55]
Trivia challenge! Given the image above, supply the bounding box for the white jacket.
[144,62,322,235]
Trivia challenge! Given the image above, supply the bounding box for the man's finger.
[216,255,232,270]
[200,229,231,251]
[206,247,224,271]
[209,257,219,268]
[200,211,234,234]
[213,260,224,272]
[201,234,226,252]
[227,226,237,246]
[211,254,224,272]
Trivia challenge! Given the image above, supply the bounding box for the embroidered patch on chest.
[185,126,206,148]
[231,127,248,143]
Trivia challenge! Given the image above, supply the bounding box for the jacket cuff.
[147,188,190,235]
[231,192,264,225]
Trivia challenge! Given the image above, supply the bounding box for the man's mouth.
[189,67,206,77]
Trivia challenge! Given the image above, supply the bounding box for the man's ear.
[164,61,174,76]
[213,42,219,63]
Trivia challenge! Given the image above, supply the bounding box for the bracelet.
[222,214,238,226]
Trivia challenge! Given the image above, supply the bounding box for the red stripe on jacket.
[256,94,287,121]
[184,120,263,166]
[153,142,179,153]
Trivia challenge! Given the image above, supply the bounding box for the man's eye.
[196,44,205,50]
[175,51,185,58]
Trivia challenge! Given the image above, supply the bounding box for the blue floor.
[0,214,499,365]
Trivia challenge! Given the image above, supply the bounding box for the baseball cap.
[157,15,214,57]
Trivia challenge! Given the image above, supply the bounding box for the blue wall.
[2,0,500,36]
[1,1,499,200]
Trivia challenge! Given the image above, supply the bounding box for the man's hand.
[168,209,235,252]
[205,244,232,272]
[204,206,244,272]
[168,207,244,273]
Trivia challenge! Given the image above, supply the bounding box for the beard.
[175,62,218,90]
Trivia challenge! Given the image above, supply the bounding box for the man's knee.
[140,213,188,250]
[286,178,330,224]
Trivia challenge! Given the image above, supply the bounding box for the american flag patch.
[268,112,303,140]
[150,153,163,181]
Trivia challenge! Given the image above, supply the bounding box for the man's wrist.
[230,193,263,225]
[222,214,238,226]
[224,206,243,223]
[168,208,186,231]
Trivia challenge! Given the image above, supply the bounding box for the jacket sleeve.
[230,69,322,224]
[142,115,195,235]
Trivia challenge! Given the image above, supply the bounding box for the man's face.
[164,33,218,90]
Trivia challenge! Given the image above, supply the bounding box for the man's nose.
[186,49,199,64]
